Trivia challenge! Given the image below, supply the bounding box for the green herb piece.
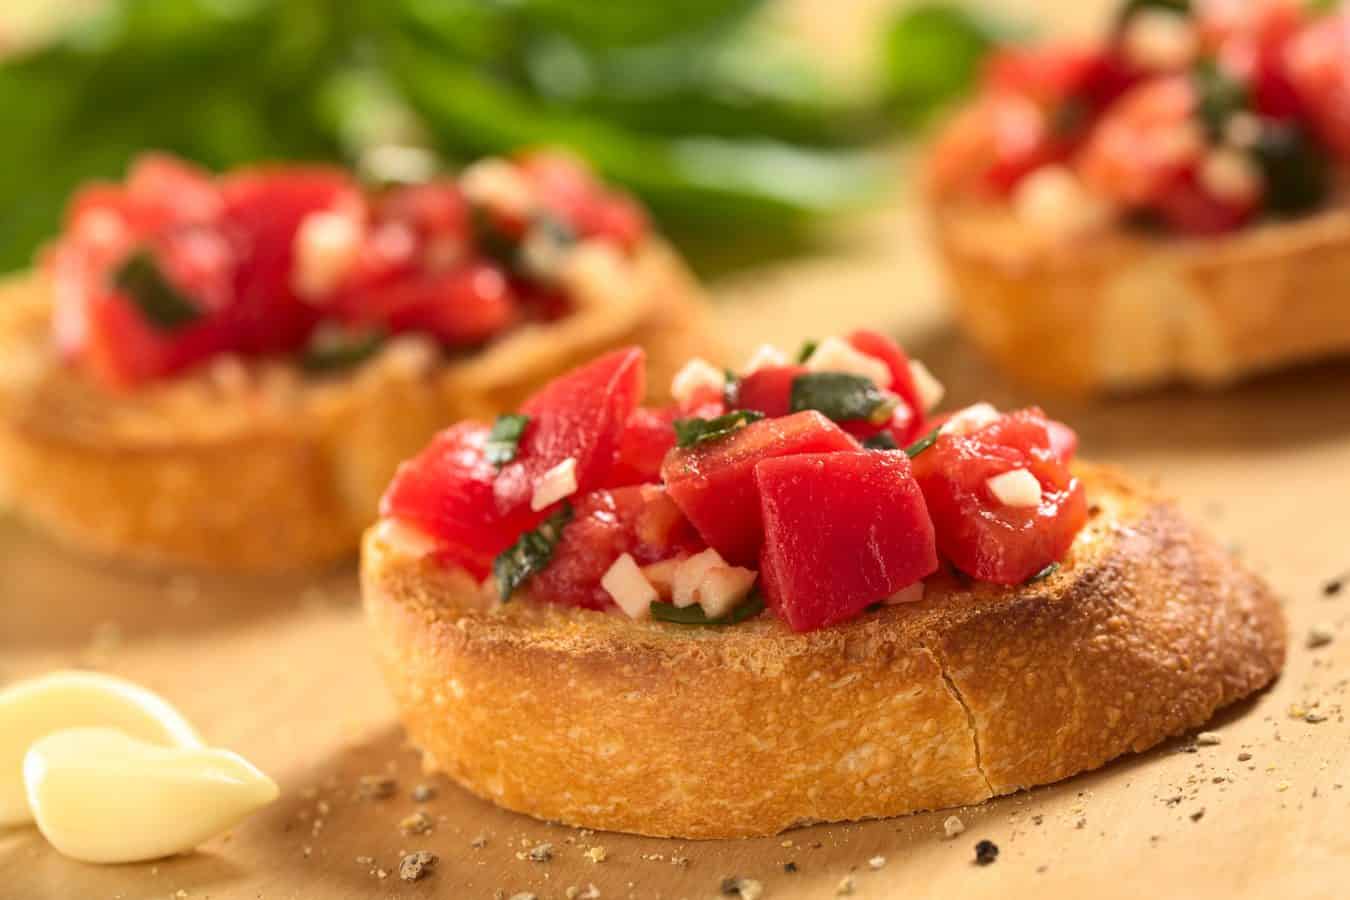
[1192,59,1249,140]
[863,432,900,450]
[1025,561,1060,584]
[673,410,764,448]
[904,426,943,459]
[486,414,530,467]
[112,251,202,331]
[470,204,519,271]
[494,504,573,601]
[790,372,895,424]
[651,590,766,626]
[300,328,385,374]
[1253,122,1330,217]
[796,339,818,363]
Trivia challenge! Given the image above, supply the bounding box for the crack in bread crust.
[361,464,1285,838]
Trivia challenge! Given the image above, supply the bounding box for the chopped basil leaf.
[722,368,741,407]
[299,328,385,374]
[1254,123,1330,217]
[904,426,942,459]
[470,205,519,271]
[790,372,895,424]
[796,339,818,363]
[863,432,900,450]
[494,504,573,601]
[1192,59,1248,140]
[486,414,530,468]
[651,590,766,626]
[112,251,202,331]
[1025,561,1060,584]
[673,410,764,448]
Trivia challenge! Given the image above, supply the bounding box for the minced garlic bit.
[805,336,893,388]
[741,344,789,375]
[671,358,727,408]
[696,565,758,618]
[907,359,945,413]
[943,815,966,838]
[600,554,658,620]
[672,548,727,608]
[292,210,363,301]
[1200,148,1262,206]
[459,158,534,220]
[986,468,1043,508]
[941,402,1000,436]
[1122,8,1198,72]
[1012,165,1109,239]
[531,457,578,511]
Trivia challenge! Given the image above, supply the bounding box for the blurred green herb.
[111,250,202,330]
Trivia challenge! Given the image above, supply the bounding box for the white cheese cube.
[601,553,658,620]
[695,565,758,618]
[741,344,789,375]
[805,336,892,387]
[940,402,1001,436]
[670,359,726,409]
[672,548,727,608]
[986,468,1043,508]
[292,211,363,301]
[640,557,684,597]
[1123,9,1197,72]
[907,360,945,413]
[459,158,535,220]
[1012,165,1109,239]
[530,458,578,511]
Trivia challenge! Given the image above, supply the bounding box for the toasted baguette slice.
[361,464,1285,839]
[0,240,717,571]
[931,200,1350,394]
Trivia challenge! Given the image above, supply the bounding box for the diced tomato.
[1079,75,1203,209]
[125,154,223,229]
[377,180,471,246]
[987,43,1135,111]
[495,347,646,517]
[1046,419,1079,462]
[338,262,518,346]
[845,330,928,445]
[756,451,938,632]
[661,411,859,566]
[911,408,1087,585]
[1202,0,1308,119]
[219,166,363,353]
[1154,168,1258,234]
[516,151,647,250]
[606,406,679,487]
[1284,12,1350,161]
[78,288,233,389]
[380,422,541,578]
[530,486,700,609]
[733,365,805,419]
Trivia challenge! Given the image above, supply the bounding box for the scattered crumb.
[1195,732,1222,746]
[720,877,764,899]
[411,783,437,803]
[783,861,799,873]
[510,893,538,900]
[357,775,397,801]
[399,811,434,836]
[1305,711,1328,724]
[1190,808,1206,822]
[974,840,999,866]
[565,886,601,900]
[1307,624,1335,649]
[1276,781,1291,792]
[943,815,966,838]
[584,846,608,863]
[398,850,438,882]
[470,834,488,849]
[836,875,856,895]
[526,842,554,863]
[1238,752,1252,762]
[868,855,886,870]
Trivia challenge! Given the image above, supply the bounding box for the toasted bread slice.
[361,464,1285,839]
[0,240,717,571]
[930,200,1350,394]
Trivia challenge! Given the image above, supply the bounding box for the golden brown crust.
[929,200,1350,394]
[0,240,719,571]
[360,465,1286,838]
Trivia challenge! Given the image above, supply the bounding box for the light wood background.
[4,2,1350,899]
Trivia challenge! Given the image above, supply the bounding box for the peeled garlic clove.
[0,670,203,826]
[24,727,278,863]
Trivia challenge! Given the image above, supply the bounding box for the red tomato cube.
[755,451,938,632]
[661,411,859,566]
[733,365,805,418]
[606,406,679,488]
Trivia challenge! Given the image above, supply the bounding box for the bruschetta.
[360,336,1285,838]
[926,0,1350,394]
[0,153,715,570]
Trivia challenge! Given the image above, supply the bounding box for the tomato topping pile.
[380,337,1087,633]
[45,151,648,388]
[929,0,1347,236]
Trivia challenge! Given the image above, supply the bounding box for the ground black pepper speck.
[974,840,999,865]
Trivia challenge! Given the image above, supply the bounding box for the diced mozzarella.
[672,548,727,608]
[670,359,726,409]
[883,581,925,606]
[907,360,945,413]
[805,336,892,387]
[292,211,363,301]
[695,565,758,618]
[741,344,789,375]
[601,553,658,620]
[459,158,535,220]
[530,458,578,511]
[986,468,1043,508]
[1122,9,1197,71]
[1012,165,1109,239]
[940,402,1000,436]
[519,224,570,281]
[371,518,440,559]
[640,557,685,597]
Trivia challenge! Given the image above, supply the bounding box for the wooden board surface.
[4,3,1350,898]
